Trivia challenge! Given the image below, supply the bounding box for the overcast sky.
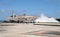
[0,0,60,20]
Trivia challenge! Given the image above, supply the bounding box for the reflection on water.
[0,30,5,32]
[0,24,60,37]
[24,30,60,37]
[43,31,60,35]
[0,26,7,33]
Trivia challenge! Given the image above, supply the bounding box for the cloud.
[0,10,10,12]
[0,10,5,12]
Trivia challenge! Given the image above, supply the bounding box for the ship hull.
[34,22,60,26]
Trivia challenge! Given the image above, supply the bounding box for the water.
[0,24,60,37]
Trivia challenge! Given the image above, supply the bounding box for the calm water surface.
[0,24,60,37]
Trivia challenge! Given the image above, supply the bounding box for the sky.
[0,0,60,20]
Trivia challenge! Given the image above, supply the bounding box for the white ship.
[34,13,60,26]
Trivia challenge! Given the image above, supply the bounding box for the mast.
[12,10,15,20]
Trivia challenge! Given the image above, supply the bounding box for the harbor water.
[0,23,60,37]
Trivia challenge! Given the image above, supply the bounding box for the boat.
[34,13,60,26]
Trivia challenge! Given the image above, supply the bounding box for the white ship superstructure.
[34,13,60,25]
[35,13,59,23]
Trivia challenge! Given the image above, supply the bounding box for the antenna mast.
[12,10,15,20]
